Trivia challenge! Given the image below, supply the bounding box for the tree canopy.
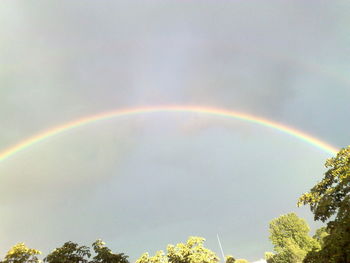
[0,243,41,263]
[136,237,219,263]
[91,239,129,263]
[44,241,91,263]
[298,145,350,262]
[266,213,319,263]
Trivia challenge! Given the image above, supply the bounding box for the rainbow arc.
[0,106,338,162]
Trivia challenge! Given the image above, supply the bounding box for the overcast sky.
[0,1,349,262]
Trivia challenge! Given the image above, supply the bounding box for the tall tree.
[44,241,91,263]
[298,145,350,263]
[266,213,319,263]
[135,237,219,263]
[1,243,41,263]
[91,239,129,263]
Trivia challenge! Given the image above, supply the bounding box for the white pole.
[217,234,225,263]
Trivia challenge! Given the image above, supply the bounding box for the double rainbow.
[0,106,338,162]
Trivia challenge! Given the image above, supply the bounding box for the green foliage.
[135,253,150,263]
[264,252,274,263]
[267,213,319,263]
[135,252,167,263]
[1,243,41,263]
[44,241,91,263]
[167,236,219,263]
[298,146,350,263]
[268,240,307,263]
[298,146,350,222]
[225,256,235,263]
[91,240,129,263]
[312,227,329,248]
[135,237,219,263]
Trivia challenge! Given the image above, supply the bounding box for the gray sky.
[0,1,349,262]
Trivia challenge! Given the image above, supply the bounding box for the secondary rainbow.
[0,105,338,162]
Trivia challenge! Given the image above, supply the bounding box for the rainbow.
[0,106,338,162]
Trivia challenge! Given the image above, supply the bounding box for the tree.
[1,243,41,263]
[44,241,91,263]
[135,237,219,263]
[298,146,350,263]
[167,236,219,263]
[266,213,319,263]
[225,256,235,263]
[91,239,129,263]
